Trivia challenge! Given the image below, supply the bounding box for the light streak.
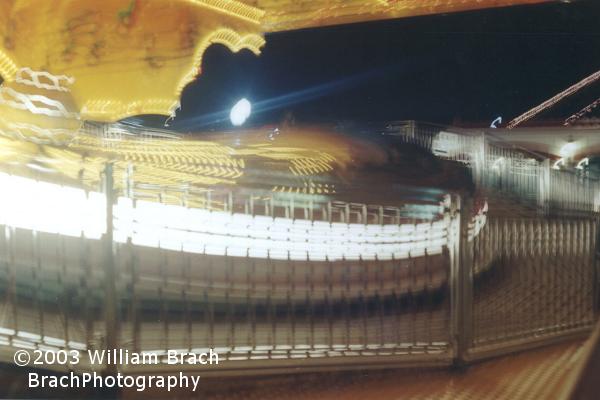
[0,68,80,145]
[564,97,600,126]
[116,195,450,261]
[553,158,565,170]
[0,86,79,119]
[507,69,600,129]
[0,118,76,145]
[559,141,577,158]
[0,49,19,80]
[261,0,555,32]
[173,68,385,130]
[0,172,482,262]
[15,68,75,93]
[175,28,265,110]
[188,0,265,25]
[0,326,86,351]
[490,116,502,128]
[0,172,106,239]
[576,158,589,170]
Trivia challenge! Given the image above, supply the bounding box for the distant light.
[559,141,577,158]
[26,163,55,173]
[490,116,502,129]
[576,158,589,170]
[268,128,280,141]
[553,158,565,170]
[230,98,252,127]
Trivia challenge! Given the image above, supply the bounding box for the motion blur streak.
[0,172,483,261]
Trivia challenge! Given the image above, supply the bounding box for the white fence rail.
[388,121,600,214]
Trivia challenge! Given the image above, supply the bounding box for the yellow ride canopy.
[0,0,265,122]
[0,0,551,123]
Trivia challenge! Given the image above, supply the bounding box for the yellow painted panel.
[0,0,264,121]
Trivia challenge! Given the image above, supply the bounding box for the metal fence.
[387,121,600,215]
[0,167,457,374]
[468,216,597,360]
[0,123,599,375]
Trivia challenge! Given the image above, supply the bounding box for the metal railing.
[386,121,600,214]
[0,167,457,374]
[0,177,596,374]
[467,216,597,361]
[0,123,599,376]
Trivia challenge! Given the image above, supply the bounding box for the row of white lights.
[0,172,481,261]
[114,197,450,261]
[0,325,446,366]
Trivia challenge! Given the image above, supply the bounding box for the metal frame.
[1,122,600,376]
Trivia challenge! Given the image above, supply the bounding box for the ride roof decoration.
[0,0,552,123]
[253,0,554,32]
[0,0,265,122]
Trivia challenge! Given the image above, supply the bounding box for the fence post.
[102,163,119,376]
[451,194,474,366]
[479,132,486,187]
[538,159,550,214]
[594,217,600,317]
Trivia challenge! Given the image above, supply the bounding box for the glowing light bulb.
[559,141,577,158]
[230,98,252,127]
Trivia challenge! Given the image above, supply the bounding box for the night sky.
[169,0,600,131]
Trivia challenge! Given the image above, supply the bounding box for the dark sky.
[170,0,600,131]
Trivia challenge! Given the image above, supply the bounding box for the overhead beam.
[253,0,556,32]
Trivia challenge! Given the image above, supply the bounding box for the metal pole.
[102,163,119,376]
[593,217,600,317]
[449,195,460,362]
[452,194,474,366]
[538,159,550,214]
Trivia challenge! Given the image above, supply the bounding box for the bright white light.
[113,198,460,261]
[490,116,502,128]
[560,141,578,158]
[0,173,489,262]
[0,172,106,239]
[576,158,589,170]
[553,158,565,170]
[230,98,251,126]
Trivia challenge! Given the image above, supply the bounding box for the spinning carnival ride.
[4,0,593,380]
